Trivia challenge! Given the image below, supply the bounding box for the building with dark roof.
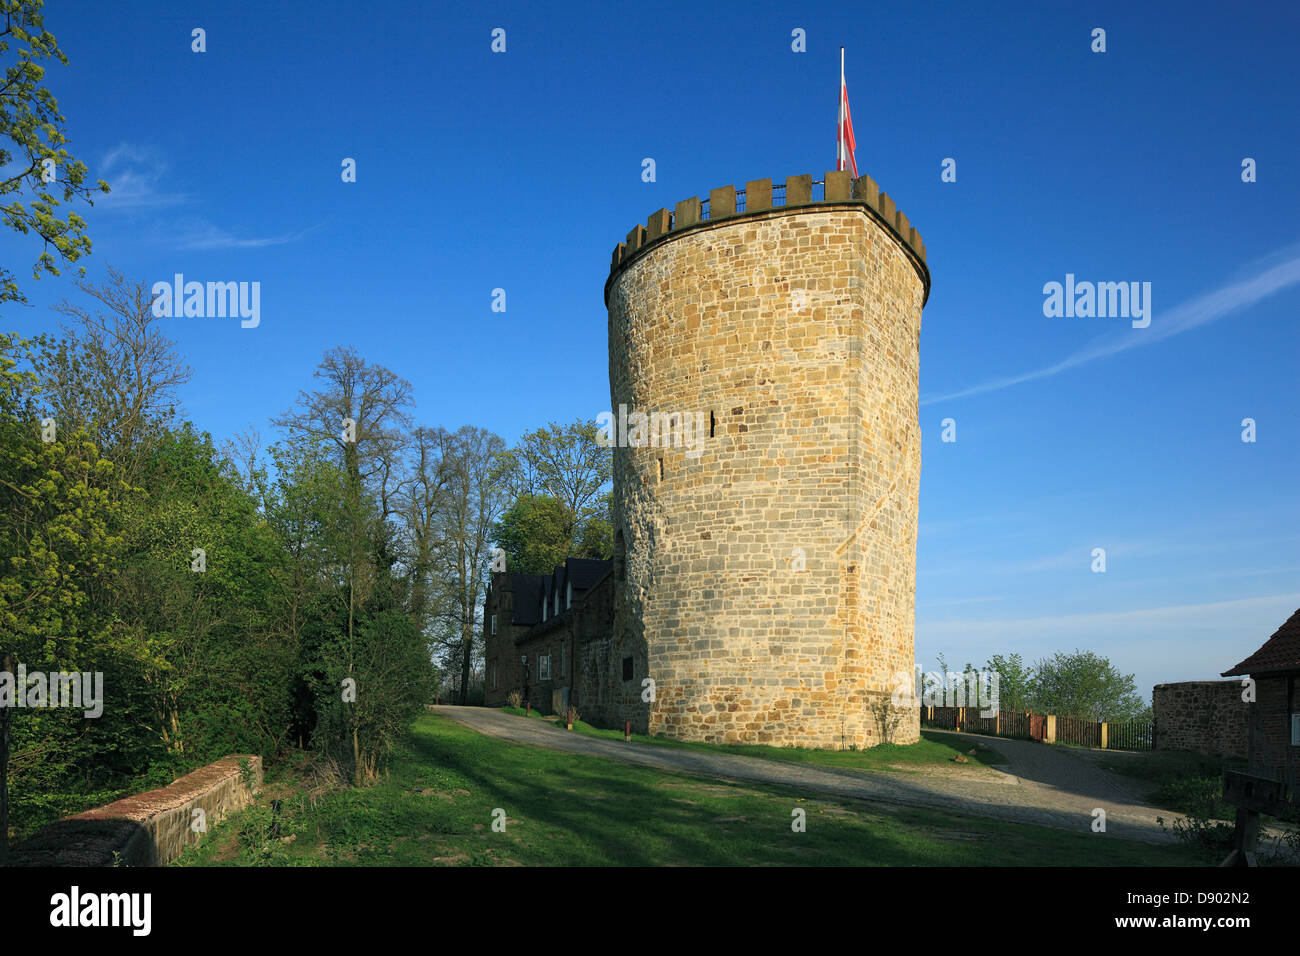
[1222,607,1300,790]
[482,558,617,719]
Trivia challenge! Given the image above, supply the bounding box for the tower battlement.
[607,171,929,305]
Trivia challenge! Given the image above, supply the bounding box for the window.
[490,613,497,636]
[541,594,547,622]
[490,661,498,691]
[566,580,572,609]
[560,644,567,681]
[622,656,634,681]
[539,653,552,682]
[554,588,560,615]
[1291,713,1299,746]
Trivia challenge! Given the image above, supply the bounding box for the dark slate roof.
[1222,608,1300,676]
[565,558,613,591]
[511,574,545,627]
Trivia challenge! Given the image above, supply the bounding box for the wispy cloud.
[922,245,1300,404]
[95,144,188,211]
[172,220,325,251]
[921,533,1300,579]
[920,592,1300,645]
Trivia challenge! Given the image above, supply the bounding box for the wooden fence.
[919,706,1154,751]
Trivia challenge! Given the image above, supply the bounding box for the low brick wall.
[1153,681,1249,758]
[9,754,262,867]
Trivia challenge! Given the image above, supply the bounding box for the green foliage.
[933,646,1147,721]
[1,316,591,851]
[0,1,110,306]
[984,652,1035,712]
[492,494,569,574]
[502,420,611,559]
[1032,649,1145,721]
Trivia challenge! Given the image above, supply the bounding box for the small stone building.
[1221,607,1300,790]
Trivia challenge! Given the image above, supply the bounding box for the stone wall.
[605,172,928,748]
[10,755,262,867]
[1153,681,1249,758]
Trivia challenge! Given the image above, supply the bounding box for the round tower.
[604,171,929,748]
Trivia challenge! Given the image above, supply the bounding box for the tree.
[426,426,509,703]
[576,491,613,559]
[0,332,129,842]
[273,347,415,783]
[492,493,569,574]
[505,420,611,556]
[1031,649,1145,722]
[36,267,193,484]
[0,1,109,307]
[985,652,1035,712]
[401,425,448,628]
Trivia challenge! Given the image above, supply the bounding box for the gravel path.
[429,706,1185,844]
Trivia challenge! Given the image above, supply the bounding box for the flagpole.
[839,47,845,171]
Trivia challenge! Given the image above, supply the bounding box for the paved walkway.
[429,706,1185,844]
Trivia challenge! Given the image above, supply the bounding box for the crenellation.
[824,169,852,200]
[647,208,671,239]
[852,174,879,207]
[675,196,701,229]
[746,178,773,211]
[877,191,895,226]
[710,185,736,218]
[609,172,929,302]
[786,174,812,205]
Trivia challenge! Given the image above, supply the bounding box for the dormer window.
[554,588,560,615]
[566,580,572,609]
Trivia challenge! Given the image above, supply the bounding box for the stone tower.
[604,171,929,749]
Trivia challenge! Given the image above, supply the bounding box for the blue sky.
[2,0,1297,700]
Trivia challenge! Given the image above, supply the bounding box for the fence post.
[1100,722,1108,750]
[1045,714,1056,744]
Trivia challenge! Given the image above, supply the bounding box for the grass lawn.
[175,713,1208,866]
[550,711,1007,773]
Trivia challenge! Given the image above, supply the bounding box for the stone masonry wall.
[605,174,927,749]
[1153,681,1249,758]
[11,755,263,867]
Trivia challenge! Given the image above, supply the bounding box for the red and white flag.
[837,47,858,177]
